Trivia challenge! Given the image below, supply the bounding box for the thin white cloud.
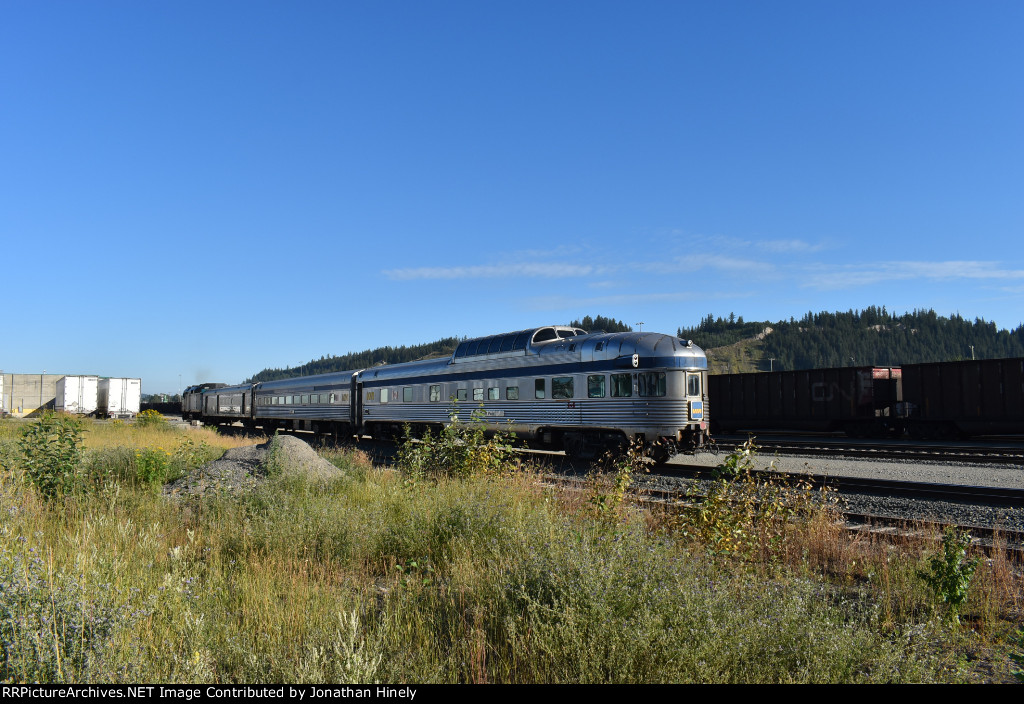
[757,238,830,254]
[384,262,607,280]
[684,232,832,256]
[525,290,756,310]
[638,252,770,274]
[384,251,774,281]
[804,261,1024,290]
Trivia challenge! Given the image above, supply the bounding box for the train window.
[533,328,557,344]
[301,395,308,404]
[487,336,503,354]
[512,331,530,350]
[638,372,666,397]
[466,339,481,356]
[330,393,336,403]
[506,386,519,400]
[429,385,441,402]
[686,374,701,397]
[457,388,468,401]
[380,388,388,404]
[286,396,293,405]
[499,334,515,352]
[535,379,546,399]
[473,388,484,401]
[611,373,632,398]
[552,377,574,399]
[588,375,606,398]
[455,341,469,358]
[488,387,499,400]
[402,387,412,402]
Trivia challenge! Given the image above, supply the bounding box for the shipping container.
[98,377,142,419]
[55,375,99,415]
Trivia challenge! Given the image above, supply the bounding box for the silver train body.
[182,326,710,459]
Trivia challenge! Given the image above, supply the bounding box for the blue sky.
[3,1,1022,394]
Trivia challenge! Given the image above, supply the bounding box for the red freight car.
[899,358,1024,438]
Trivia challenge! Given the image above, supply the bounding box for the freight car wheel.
[647,442,671,465]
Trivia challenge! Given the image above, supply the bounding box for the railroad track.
[543,472,1024,557]
[715,434,1024,465]
[664,462,1024,508]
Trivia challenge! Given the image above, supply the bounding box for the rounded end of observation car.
[567,331,707,369]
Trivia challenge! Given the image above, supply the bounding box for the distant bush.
[135,409,166,428]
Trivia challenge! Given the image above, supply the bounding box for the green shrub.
[134,446,173,486]
[18,413,83,500]
[673,438,837,560]
[919,528,979,624]
[586,438,648,522]
[396,405,516,479]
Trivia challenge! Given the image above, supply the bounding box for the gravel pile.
[163,435,345,499]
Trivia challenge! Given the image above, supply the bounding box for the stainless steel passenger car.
[357,326,709,460]
[181,383,226,421]
[184,326,711,461]
[253,370,360,439]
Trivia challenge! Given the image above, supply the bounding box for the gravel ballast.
[163,435,345,499]
[653,450,1024,531]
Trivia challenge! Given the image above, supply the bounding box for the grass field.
[1,415,1022,683]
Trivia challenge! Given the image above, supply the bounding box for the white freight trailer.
[97,377,141,419]
[55,375,99,415]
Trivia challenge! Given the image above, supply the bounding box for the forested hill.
[246,316,633,383]
[679,307,1024,374]
[246,338,461,384]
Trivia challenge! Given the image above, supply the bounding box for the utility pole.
[636,322,644,331]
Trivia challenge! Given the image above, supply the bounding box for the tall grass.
[0,417,1021,683]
